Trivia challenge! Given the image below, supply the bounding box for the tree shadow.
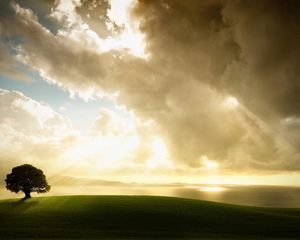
[3,198,40,213]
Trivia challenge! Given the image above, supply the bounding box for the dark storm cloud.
[0,0,300,172]
[132,0,300,168]
[222,0,300,118]
[135,0,300,119]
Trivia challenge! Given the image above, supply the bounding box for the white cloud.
[1,0,300,175]
[0,88,177,180]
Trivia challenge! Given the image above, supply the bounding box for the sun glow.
[187,185,226,192]
[101,0,147,58]
[224,96,239,109]
[100,29,146,58]
[200,186,226,192]
[144,137,172,169]
[61,134,140,172]
[200,156,219,170]
[52,0,147,58]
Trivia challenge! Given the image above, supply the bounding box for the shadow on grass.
[0,198,40,215]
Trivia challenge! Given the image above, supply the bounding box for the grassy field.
[0,195,299,239]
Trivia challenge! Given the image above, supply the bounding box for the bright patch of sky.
[0,71,126,130]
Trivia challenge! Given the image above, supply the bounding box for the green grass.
[0,195,299,239]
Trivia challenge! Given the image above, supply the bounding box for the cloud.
[0,88,72,135]
[0,88,74,179]
[221,0,300,117]
[0,88,174,181]
[0,42,31,81]
[0,0,299,174]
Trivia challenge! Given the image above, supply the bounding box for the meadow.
[0,195,299,239]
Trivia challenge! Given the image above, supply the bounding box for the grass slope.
[0,195,299,239]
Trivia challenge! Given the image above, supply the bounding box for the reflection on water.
[198,186,226,192]
[1,184,300,208]
[173,185,300,208]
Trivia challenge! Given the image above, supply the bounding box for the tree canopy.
[5,164,50,199]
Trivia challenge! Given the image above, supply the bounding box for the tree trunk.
[24,191,31,199]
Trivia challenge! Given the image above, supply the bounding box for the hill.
[0,195,299,239]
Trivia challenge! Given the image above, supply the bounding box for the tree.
[5,164,50,199]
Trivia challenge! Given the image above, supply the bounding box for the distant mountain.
[47,175,194,187]
[48,175,130,187]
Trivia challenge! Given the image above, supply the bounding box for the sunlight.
[200,156,219,170]
[102,0,147,58]
[224,96,239,109]
[100,29,146,58]
[107,0,133,26]
[200,186,225,192]
[61,135,140,171]
[151,137,168,157]
[144,137,172,169]
[53,0,147,58]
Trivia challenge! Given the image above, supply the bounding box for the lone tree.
[5,164,50,199]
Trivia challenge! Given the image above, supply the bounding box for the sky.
[0,0,300,186]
